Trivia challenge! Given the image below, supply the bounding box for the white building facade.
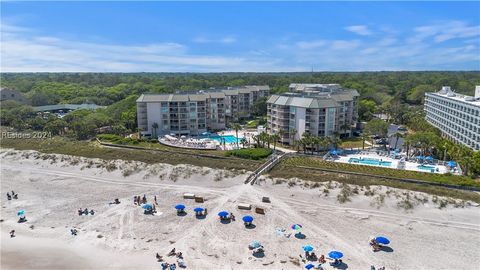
[267,84,359,144]
[424,86,480,150]
[137,86,269,136]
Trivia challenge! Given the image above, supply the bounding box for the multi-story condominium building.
[424,86,480,150]
[136,85,269,136]
[267,84,359,144]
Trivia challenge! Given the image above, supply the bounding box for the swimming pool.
[417,165,436,171]
[204,135,240,144]
[348,158,392,167]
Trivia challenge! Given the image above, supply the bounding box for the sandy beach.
[1,148,479,270]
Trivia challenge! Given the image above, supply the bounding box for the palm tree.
[271,133,280,150]
[151,122,159,138]
[331,132,341,150]
[290,128,297,146]
[361,132,369,150]
[340,123,351,138]
[232,123,241,149]
[392,131,404,150]
[278,129,285,146]
[240,137,248,148]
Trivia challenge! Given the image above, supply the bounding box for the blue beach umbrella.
[303,245,314,252]
[175,204,185,210]
[375,236,390,245]
[142,204,153,210]
[218,211,229,217]
[291,224,303,230]
[17,210,25,216]
[305,264,315,269]
[328,251,343,259]
[249,240,262,249]
[194,207,204,212]
[242,215,254,223]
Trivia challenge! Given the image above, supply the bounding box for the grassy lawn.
[280,156,480,189]
[226,148,272,160]
[339,137,367,149]
[96,134,226,157]
[0,137,261,171]
[269,163,480,203]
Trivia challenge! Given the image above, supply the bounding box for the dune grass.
[0,137,261,171]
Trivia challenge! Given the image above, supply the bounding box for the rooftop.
[137,85,270,103]
[427,86,480,107]
[267,87,359,108]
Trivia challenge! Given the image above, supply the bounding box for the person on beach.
[156,253,163,261]
[9,230,15,238]
[319,255,326,264]
[90,209,95,215]
[154,195,158,205]
[168,248,176,256]
[7,192,11,200]
[71,228,78,236]
[11,190,15,196]
[142,194,147,204]
[230,213,235,221]
[176,252,183,258]
[78,208,83,215]
[13,193,18,199]
[133,196,137,205]
[204,208,208,215]
[84,208,89,215]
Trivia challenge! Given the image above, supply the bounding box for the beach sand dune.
[1,149,479,269]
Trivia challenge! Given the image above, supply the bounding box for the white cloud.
[1,20,479,72]
[412,21,480,43]
[296,40,326,49]
[344,25,372,36]
[1,23,283,72]
[193,36,236,44]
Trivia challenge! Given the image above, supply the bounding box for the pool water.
[417,165,436,171]
[348,158,392,167]
[205,135,240,144]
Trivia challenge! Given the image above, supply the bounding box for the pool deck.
[334,153,452,174]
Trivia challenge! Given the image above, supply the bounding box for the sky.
[1,1,480,72]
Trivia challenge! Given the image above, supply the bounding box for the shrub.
[225,148,272,160]
[97,134,140,145]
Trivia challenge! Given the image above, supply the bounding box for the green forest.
[1,72,480,177]
[1,71,479,138]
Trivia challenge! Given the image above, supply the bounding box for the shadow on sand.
[331,262,348,269]
[294,233,306,239]
[252,251,265,258]
[220,219,231,224]
[245,224,256,229]
[177,212,187,217]
[380,246,394,253]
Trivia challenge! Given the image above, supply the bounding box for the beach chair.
[255,207,265,215]
[195,196,204,203]
[238,203,251,210]
[183,193,195,199]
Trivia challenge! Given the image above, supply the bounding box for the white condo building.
[136,86,269,137]
[424,86,480,150]
[267,84,359,144]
